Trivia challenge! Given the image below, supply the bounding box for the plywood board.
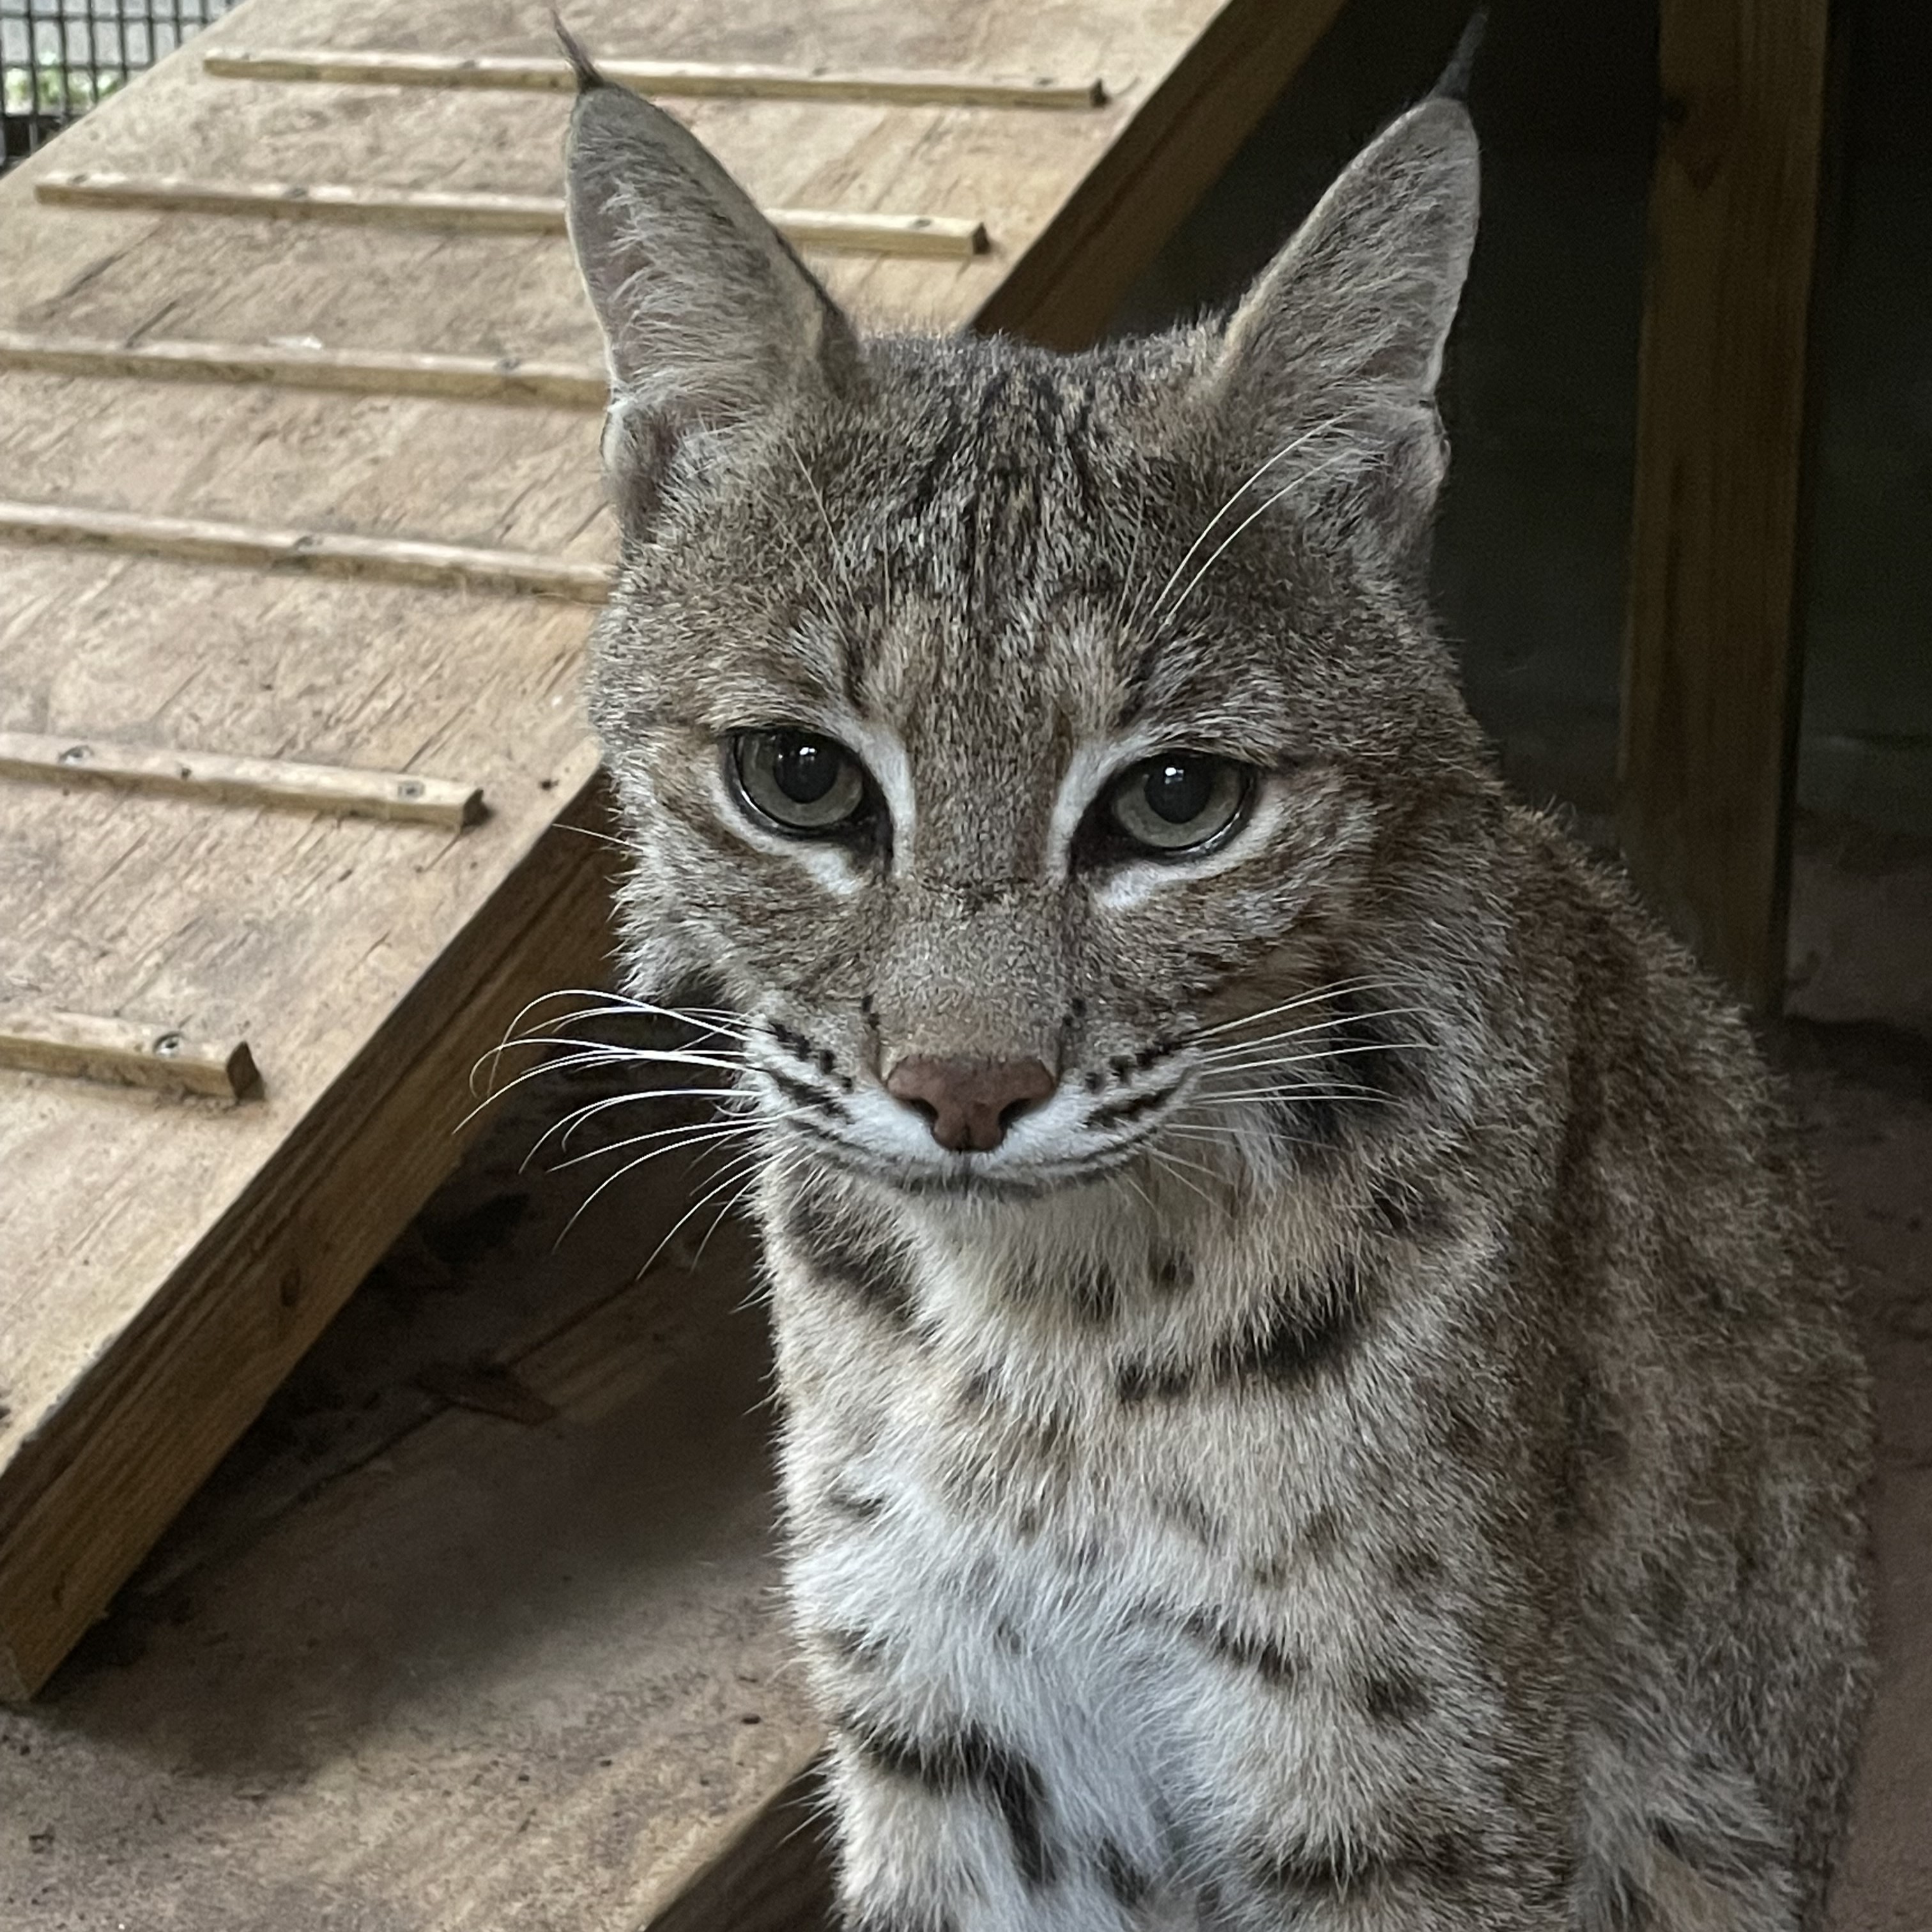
[0,0,1347,1896]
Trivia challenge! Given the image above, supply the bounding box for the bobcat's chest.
[772,1222,1342,1844]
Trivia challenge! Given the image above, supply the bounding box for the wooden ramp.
[0,0,1343,1908]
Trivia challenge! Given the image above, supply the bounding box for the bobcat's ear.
[560,41,859,518]
[1204,94,1478,551]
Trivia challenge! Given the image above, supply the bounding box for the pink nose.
[885,1055,1057,1153]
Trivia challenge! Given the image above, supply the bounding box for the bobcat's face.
[591,344,1476,1200]
[564,66,1484,1200]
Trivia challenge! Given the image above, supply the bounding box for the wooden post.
[1620,0,1836,1011]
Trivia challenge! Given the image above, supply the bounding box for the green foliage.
[3,63,126,118]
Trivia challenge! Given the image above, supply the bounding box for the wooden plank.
[0,499,613,601]
[973,0,1351,346]
[0,776,611,1698]
[0,328,605,406]
[36,171,991,258]
[0,730,485,828]
[1618,0,1835,1010]
[206,47,1108,110]
[0,1009,259,1100]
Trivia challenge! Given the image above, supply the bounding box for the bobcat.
[557,34,1871,1932]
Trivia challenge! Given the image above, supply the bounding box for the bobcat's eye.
[1103,754,1252,855]
[729,728,870,836]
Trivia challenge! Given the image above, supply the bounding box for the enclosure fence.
[2,0,235,169]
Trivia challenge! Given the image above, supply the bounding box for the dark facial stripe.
[1068,1261,1117,1324]
[769,1068,847,1117]
[767,1021,816,1063]
[1005,1254,1118,1325]
[840,1712,1053,1889]
[1086,1084,1179,1132]
[1116,1358,1192,1403]
[781,1191,919,1326]
[1264,993,1417,1152]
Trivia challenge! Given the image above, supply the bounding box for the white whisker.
[1189,977,1404,1041]
[1139,414,1356,629]
[1154,444,1372,626]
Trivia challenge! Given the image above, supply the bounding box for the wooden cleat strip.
[0,329,606,408]
[0,730,486,829]
[203,48,1108,110]
[0,1008,260,1100]
[35,171,990,257]
[0,499,613,602]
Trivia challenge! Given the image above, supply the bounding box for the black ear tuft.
[552,12,604,93]
[562,56,859,525]
[1432,9,1487,105]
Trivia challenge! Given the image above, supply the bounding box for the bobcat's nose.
[885,1055,1057,1154]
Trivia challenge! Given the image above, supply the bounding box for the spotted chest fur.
[762,1160,1574,1932]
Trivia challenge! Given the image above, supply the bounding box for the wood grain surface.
[1620,0,1834,1009]
[36,170,992,257]
[206,46,1110,109]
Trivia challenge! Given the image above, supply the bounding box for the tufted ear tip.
[1432,8,1487,106]
[1198,86,1479,560]
[560,46,859,523]
[551,12,604,93]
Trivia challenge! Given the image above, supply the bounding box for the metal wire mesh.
[2,0,238,169]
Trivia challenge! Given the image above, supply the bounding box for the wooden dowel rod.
[0,1007,259,1100]
[203,48,1108,109]
[35,171,990,257]
[0,499,613,602]
[0,329,605,407]
[0,730,486,829]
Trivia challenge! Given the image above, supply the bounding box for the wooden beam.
[972,0,1349,346]
[0,499,613,601]
[0,1009,259,1100]
[1619,0,1835,1010]
[35,171,990,258]
[0,783,613,1697]
[204,47,1108,110]
[0,328,605,407]
[0,730,485,828]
